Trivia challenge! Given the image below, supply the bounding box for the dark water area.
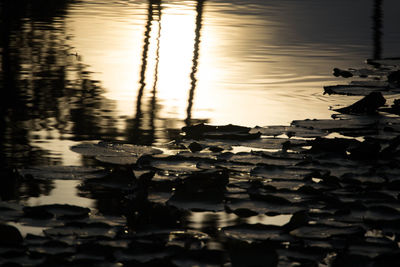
[1,1,400,264]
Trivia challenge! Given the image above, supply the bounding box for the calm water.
[1,0,399,205]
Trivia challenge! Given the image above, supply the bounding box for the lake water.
[1,0,400,204]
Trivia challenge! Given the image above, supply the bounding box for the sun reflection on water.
[64,0,400,136]
[67,0,365,132]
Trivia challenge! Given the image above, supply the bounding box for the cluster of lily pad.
[1,58,400,266]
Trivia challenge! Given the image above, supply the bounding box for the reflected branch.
[372,0,383,60]
[149,3,162,140]
[185,0,205,126]
[132,0,157,136]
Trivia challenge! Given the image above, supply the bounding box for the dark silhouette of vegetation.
[372,0,383,59]
[0,0,120,168]
[186,0,206,126]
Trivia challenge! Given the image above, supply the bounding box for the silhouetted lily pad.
[28,240,76,257]
[44,221,115,238]
[324,85,397,96]
[188,142,203,152]
[334,92,386,114]
[333,68,353,78]
[379,99,400,115]
[291,117,375,135]
[249,125,290,137]
[0,223,23,246]
[18,166,107,180]
[308,137,361,156]
[346,239,399,258]
[331,252,372,267]
[290,224,365,239]
[388,70,400,85]
[219,151,302,167]
[168,170,229,211]
[237,138,307,151]
[222,223,292,242]
[182,123,260,140]
[251,165,312,180]
[250,125,326,138]
[225,239,278,267]
[71,142,162,165]
[0,202,23,221]
[366,57,400,67]
[213,161,255,173]
[226,198,303,215]
[23,204,90,220]
[150,159,201,172]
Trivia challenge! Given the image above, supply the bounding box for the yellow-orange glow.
[66,0,361,130]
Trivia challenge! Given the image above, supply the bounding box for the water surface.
[1,0,400,205]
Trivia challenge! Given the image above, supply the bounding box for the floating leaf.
[70,142,162,165]
[366,57,400,67]
[250,125,326,138]
[225,238,278,267]
[18,166,107,180]
[150,159,201,172]
[291,117,377,137]
[168,170,228,211]
[251,165,312,180]
[350,80,389,87]
[0,223,23,246]
[23,204,90,220]
[95,155,139,165]
[44,222,116,238]
[28,240,76,256]
[239,137,307,150]
[221,151,304,167]
[333,92,386,114]
[290,224,365,239]
[222,223,292,242]
[182,123,260,140]
[324,85,396,96]
[226,198,304,215]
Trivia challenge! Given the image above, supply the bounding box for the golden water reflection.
[68,0,372,130]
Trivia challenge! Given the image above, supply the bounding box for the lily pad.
[225,238,278,267]
[0,223,23,246]
[366,57,400,67]
[251,165,312,180]
[250,125,327,138]
[324,85,396,96]
[44,221,116,238]
[182,123,260,140]
[222,223,292,242]
[28,240,76,256]
[150,159,201,172]
[168,170,229,211]
[219,152,302,167]
[238,137,307,151]
[18,166,107,180]
[23,204,91,220]
[333,92,386,114]
[226,198,304,215]
[290,224,365,239]
[291,117,376,137]
[70,142,163,165]
[349,80,390,87]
